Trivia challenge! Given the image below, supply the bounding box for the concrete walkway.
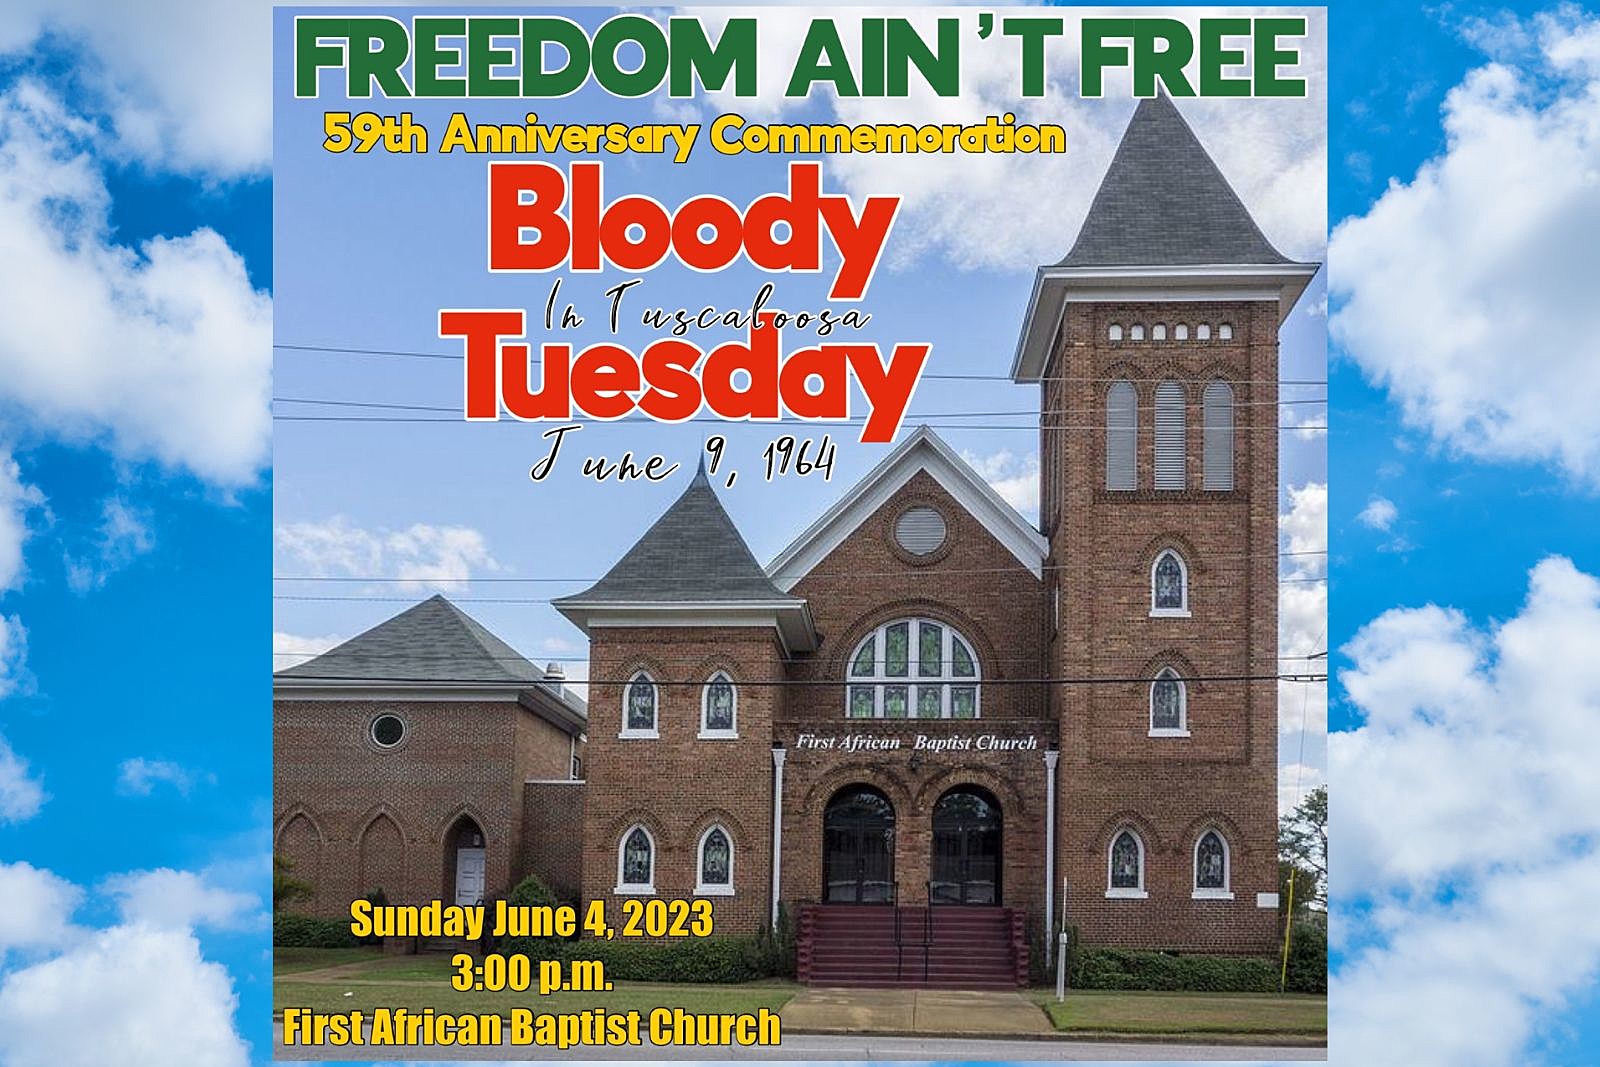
[779,987,1053,1036]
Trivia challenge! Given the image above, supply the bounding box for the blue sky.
[2,2,1600,1066]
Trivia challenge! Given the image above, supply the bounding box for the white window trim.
[1149,550,1191,618]
[1149,669,1190,737]
[694,824,735,896]
[620,672,659,740]
[614,824,656,895]
[1106,829,1148,899]
[698,672,739,739]
[845,618,982,720]
[1192,829,1234,900]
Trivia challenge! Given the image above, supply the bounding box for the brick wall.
[1045,300,1281,953]
[273,696,576,913]
[778,472,1053,915]
[580,626,782,936]
[520,781,586,900]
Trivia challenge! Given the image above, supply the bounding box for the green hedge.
[1284,921,1327,994]
[1071,947,1278,992]
[274,913,359,948]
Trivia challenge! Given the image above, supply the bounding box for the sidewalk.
[780,988,1054,1036]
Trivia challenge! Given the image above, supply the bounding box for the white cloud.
[274,516,502,592]
[0,0,268,178]
[685,7,1325,272]
[0,83,271,487]
[115,758,212,798]
[0,923,248,1067]
[0,730,44,823]
[959,448,1040,518]
[101,869,259,933]
[0,614,29,702]
[1279,483,1326,808]
[0,448,42,592]
[0,862,79,955]
[64,497,155,593]
[1331,8,1600,488]
[1331,556,1600,1063]
[1357,496,1398,531]
[272,630,344,672]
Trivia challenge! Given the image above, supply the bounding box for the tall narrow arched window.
[696,825,734,895]
[616,825,655,894]
[1152,323,1167,340]
[622,672,658,738]
[1150,668,1188,736]
[1108,323,1123,341]
[1203,381,1235,491]
[700,672,737,738]
[1107,829,1147,898]
[1105,381,1137,491]
[1193,829,1232,898]
[846,618,980,719]
[1151,550,1189,616]
[1154,381,1186,489]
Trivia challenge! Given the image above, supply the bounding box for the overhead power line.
[275,342,1328,387]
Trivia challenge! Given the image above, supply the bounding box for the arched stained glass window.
[623,672,658,737]
[698,826,733,894]
[1195,830,1230,894]
[1108,830,1145,896]
[847,618,980,720]
[617,826,654,893]
[1152,550,1189,615]
[1150,668,1188,735]
[701,672,736,737]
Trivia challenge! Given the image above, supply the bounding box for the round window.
[371,714,405,748]
[894,506,947,555]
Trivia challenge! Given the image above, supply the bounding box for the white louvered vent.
[1154,381,1186,490]
[895,507,947,555]
[1105,381,1137,491]
[1203,380,1234,490]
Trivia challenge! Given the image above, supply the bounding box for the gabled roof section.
[766,426,1048,590]
[1061,94,1290,268]
[554,461,800,606]
[553,462,817,652]
[274,594,587,729]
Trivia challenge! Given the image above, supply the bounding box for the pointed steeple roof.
[555,466,798,605]
[1061,94,1290,268]
[276,594,554,685]
[553,464,816,652]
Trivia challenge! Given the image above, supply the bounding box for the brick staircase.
[797,904,1027,989]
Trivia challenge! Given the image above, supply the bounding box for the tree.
[1278,785,1327,910]
[274,853,312,911]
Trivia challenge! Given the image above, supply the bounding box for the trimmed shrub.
[274,913,359,948]
[1284,921,1327,994]
[497,875,573,957]
[1070,947,1278,993]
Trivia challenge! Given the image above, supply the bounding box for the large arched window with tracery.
[847,618,980,720]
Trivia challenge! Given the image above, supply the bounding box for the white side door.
[454,847,486,906]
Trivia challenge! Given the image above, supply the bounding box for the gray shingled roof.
[555,463,798,605]
[278,594,553,688]
[1061,94,1291,268]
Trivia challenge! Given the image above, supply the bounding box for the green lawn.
[273,947,383,975]
[273,949,797,1019]
[1027,989,1327,1036]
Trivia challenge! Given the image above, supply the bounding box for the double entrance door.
[822,785,1002,905]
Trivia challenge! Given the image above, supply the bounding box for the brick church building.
[274,96,1318,983]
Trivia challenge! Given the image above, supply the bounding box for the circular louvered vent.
[894,507,947,555]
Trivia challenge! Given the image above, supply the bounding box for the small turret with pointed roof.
[553,463,817,651]
[1011,93,1319,380]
